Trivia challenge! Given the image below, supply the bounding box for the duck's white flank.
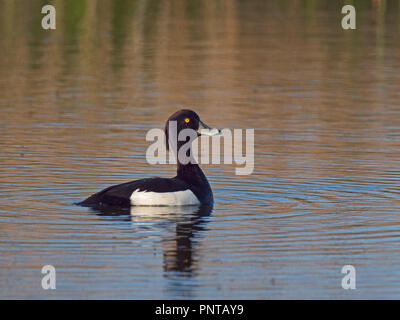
[130,189,200,206]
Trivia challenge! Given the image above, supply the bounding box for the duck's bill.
[197,120,221,136]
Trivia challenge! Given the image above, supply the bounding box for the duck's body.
[79,110,218,207]
[80,163,213,207]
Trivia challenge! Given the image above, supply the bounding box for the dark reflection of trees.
[90,204,212,275]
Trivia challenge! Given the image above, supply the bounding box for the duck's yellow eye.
[184,118,190,123]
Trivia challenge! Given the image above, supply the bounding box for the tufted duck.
[79,109,220,207]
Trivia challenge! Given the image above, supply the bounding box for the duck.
[79,109,220,207]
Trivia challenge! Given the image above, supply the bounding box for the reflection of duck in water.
[91,204,212,273]
[79,110,220,207]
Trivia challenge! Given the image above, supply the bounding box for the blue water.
[1,0,400,299]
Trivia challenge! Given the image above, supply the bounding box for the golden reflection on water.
[1,0,400,299]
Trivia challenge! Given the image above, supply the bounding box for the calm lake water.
[1,0,400,299]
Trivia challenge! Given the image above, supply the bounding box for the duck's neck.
[172,140,211,188]
[177,162,209,187]
[174,146,214,204]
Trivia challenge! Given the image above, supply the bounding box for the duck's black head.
[165,109,219,151]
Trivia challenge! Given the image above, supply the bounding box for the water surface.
[1,0,400,299]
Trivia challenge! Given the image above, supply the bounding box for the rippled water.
[1,0,400,299]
